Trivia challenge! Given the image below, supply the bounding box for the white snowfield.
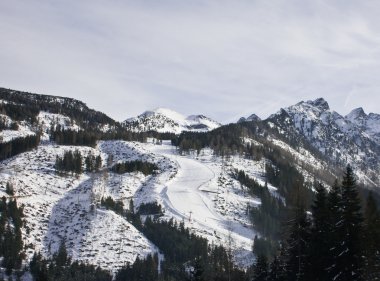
[0,138,265,272]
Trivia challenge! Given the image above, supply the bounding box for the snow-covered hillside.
[0,143,159,274]
[0,111,82,144]
[0,138,274,271]
[124,108,221,134]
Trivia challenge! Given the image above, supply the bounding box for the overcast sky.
[1,0,380,123]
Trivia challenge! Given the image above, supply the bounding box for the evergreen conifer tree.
[309,183,330,280]
[283,188,311,281]
[333,165,363,281]
[363,192,380,280]
[326,180,342,279]
[55,241,70,267]
[253,254,268,281]
[268,255,286,281]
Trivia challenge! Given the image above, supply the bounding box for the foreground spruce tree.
[309,183,330,281]
[283,190,311,281]
[363,192,380,280]
[253,254,268,281]
[332,165,364,281]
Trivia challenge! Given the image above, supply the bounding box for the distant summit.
[124,108,221,134]
[238,113,261,123]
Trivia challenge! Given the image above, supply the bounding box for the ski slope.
[144,140,257,266]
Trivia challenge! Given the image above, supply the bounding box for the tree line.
[110,160,158,176]
[29,243,112,281]
[55,150,102,175]
[0,197,24,275]
[116,217,246,281]
[0,135,40,161]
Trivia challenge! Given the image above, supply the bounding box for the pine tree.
[253,254,268,281]
[74,150,82,174]
[192,257,205,281]
[333,165,364,281]
[363,192,380,280]
[283,189,311,281]
[95,155,102,171]
[5,182,14,196]
[326,180,342,279]
[268,256,286,281]
[309,183,330,281]
[55,241,70,267]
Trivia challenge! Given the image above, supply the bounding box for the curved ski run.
[147,141,254,266]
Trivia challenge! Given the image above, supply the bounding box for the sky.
[1,0,380,123]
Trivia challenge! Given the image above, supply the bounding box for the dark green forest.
[110,160,159,176]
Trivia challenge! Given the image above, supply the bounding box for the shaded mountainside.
[0,87,118,130]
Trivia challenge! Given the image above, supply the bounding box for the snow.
[37,111,81,141]
[0,143,157,274]
[124,108,221,134]
[0,111,82,143]
[153,108,187,125]
[0,115,35,143]
[0,128,35,143]
[139,140,257,267]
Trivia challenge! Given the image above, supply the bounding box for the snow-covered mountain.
[124,108,221,134]
[1,87,379,278]
[266,98,380,186]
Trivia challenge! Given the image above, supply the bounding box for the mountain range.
[0,87,379,279]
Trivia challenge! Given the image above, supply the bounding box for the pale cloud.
[1,0,380,123]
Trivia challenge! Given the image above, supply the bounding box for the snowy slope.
[135,140,261,267]
[124,108,221,134]
[0,111,82,143]
[99,139,258,267]
[0,114,35,143]
[37,111,81,141]
[0,143,158,273]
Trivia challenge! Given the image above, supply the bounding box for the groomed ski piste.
[141,139,260,267]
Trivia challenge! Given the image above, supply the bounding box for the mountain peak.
[238,113,261,123]
[307,98,330,111]
[145,108,186,121]
[346,107,367,121]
